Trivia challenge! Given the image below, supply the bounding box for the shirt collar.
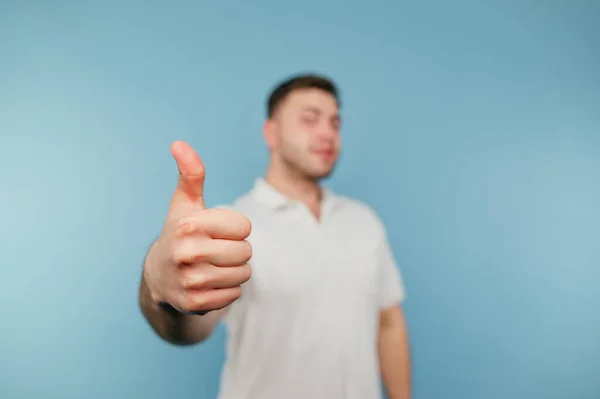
[251,178,338,211]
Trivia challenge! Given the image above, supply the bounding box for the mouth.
[312,149,335,158]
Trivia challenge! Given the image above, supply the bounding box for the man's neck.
[264,166,323,218]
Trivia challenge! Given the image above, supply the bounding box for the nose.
[316,122,338,141]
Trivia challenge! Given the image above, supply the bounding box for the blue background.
[1,1,599,398]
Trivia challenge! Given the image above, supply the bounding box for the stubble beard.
[281,154,337,183]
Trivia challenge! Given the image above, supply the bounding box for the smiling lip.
[312,149,335,157]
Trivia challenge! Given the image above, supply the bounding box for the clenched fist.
[144,141,252,314]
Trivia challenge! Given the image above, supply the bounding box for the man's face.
[267,88,341,181]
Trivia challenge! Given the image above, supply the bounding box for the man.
[139,74,411,398]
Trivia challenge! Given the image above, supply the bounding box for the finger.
[173,237,252,267]
[174,209,252,240]
[170,140,206,208]
[180,286,243,313]
[181,264,252,290]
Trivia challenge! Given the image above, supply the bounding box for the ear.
[263,118,277,150]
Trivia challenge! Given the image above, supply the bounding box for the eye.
[331,119,340,131]
[301,115,318,126]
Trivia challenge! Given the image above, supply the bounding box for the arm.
[379,304,411,399]
[370,210,412,398]
[138,241,225,346]
[138,141,251,346]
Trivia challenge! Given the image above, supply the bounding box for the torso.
[216,180,387,399]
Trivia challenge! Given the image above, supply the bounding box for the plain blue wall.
[1,1,598,398]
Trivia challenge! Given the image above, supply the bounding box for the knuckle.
[170,246,185,265]
[171,240,207,265]
[174,216,191,231]
[181,270,209,290]
[190,248,208,263]
[178,272,194,290]
[192,298,207,311]
[179,290,209,312]
[171,248,190,265]
[173,216,197,237]
[189,294,210,312]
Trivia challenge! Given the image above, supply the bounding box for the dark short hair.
[266,73,340,117]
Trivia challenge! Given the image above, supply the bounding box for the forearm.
[138,243,220,345]
[379,306,411,399]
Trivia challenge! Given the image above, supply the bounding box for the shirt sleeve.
[377,226,407,309]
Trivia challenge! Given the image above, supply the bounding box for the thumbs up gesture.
[144,141,252,314]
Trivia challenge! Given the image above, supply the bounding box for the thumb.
[170,140,206,208]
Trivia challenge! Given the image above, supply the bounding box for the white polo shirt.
[216,178,406,399]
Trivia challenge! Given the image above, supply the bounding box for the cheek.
[282,130,311,151]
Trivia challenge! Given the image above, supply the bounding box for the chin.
[307,166,336,181]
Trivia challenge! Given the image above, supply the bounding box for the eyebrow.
[301,107,321,115]
[301,107,340,121]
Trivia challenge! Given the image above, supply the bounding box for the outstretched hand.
[144,141,252,314]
